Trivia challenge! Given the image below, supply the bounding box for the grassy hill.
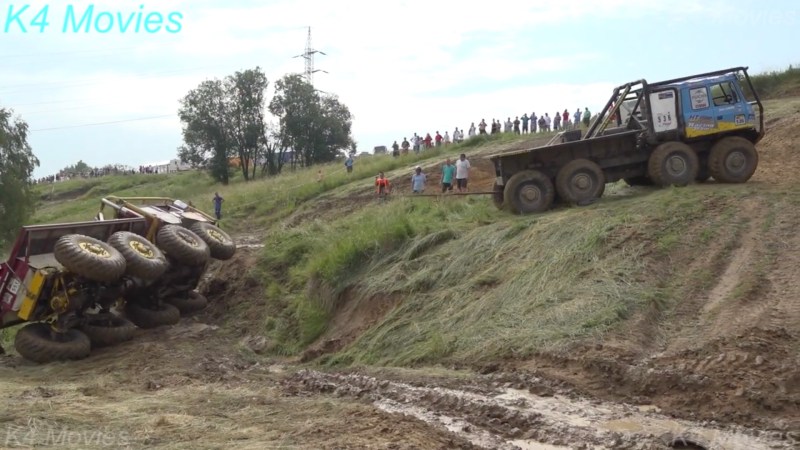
[7,68,800,430]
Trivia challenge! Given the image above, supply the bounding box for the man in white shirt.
[468,123,476,137]
[455,153,471,192]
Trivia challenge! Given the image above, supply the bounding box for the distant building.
[373,145,387,155]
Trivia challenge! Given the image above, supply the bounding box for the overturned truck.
[0,196,236,363]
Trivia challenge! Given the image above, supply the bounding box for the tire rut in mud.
[281,370,796,450]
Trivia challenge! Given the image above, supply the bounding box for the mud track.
[282,369,795,450]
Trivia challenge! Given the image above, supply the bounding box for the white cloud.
[0,0,748,176]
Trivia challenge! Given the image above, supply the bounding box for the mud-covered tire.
[165,291,208,315]
[79,316,137,348]
[555,159,606,205]
[647,142,699,187]
[54,234,127,283]
[503,170,555,214]
[708,136,758,183]
[491,182,505,210]
[125,303,181,329]
[14,323,91,363]
[189,222,236,261]
[156,225,210,266]
[108,231,168,280]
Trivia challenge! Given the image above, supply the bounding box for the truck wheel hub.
[177,230,199,247]
[520,185,541,202]
[129,240,155,259]
[666,155,687,176]
[208,229,225,243]
[725,151,745,172]
[79,242,110,258]
[572,173,592,191]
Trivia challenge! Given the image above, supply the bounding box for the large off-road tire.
[708,136,758,183]
[165,291,208,315]
[79,315,137,348]
[54,234,127,283]
[624,176,654,186]
[156,225,210,266]
[555,159,606,205]
[108,231,168,280]
[14,323,91,363]
[125,302,181,329]
[491,182,505,210]
[189,222,236,261]
[503,170,555,214]
[647,142,699,187]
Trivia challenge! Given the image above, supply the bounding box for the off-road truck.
[490,67,765,214]
[0,196,235,363]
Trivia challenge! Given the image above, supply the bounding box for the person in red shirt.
[375,172,391,198]
[562,109,570,128]
[424,133,432,149]
[434,131,443,147]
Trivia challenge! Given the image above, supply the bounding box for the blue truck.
[489,67,765,214]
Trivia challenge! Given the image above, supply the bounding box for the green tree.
[177,79,232,184]
[269,74,354,168]
[178,67,278,182]
[61,159,90,175]
[225,68,269,180]
[0,108,39,246]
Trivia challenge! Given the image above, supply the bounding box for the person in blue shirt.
[345,155,354,174]
[212,192,223,220]
[411,166,427,194]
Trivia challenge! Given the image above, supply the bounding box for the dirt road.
[1,315,795,449]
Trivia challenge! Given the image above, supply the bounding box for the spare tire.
[156,225,210,266]
[165,291,208,315]
[79,315,137,348]
[190,222,236,260]
[14,323,91,363]
[125,302,180,329]
[108,231,168,280]
[54,234,127,283]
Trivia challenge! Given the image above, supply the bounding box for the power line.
[31,115,174,132]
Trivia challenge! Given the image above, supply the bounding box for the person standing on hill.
[441,158,456,193]
[521,113,529,133]
[531,112,538,133]
[401,137,410,155]
[583,107,591,127]
[411,166,427,194]
[212,192,224,220]
[435,131,443,147]
[344,155,354,174]
[478,119,487,134]
[574,108,581,127]
[513,116,521,134]
[469,123,477,138]
[392,140,400,157]
[375,172,391,198]
[562,109,570,129]
[455,153,471,193]
[424,133,433,149]
[553,112,561,131]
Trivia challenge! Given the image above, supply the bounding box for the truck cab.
[641,73,759,143]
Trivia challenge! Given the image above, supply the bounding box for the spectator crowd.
[387,107,593,157]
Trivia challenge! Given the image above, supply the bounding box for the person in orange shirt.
[375,171,391,198]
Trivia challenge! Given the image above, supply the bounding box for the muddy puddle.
[284,370,795,450]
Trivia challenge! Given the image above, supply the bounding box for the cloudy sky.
[1,0,796,178]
